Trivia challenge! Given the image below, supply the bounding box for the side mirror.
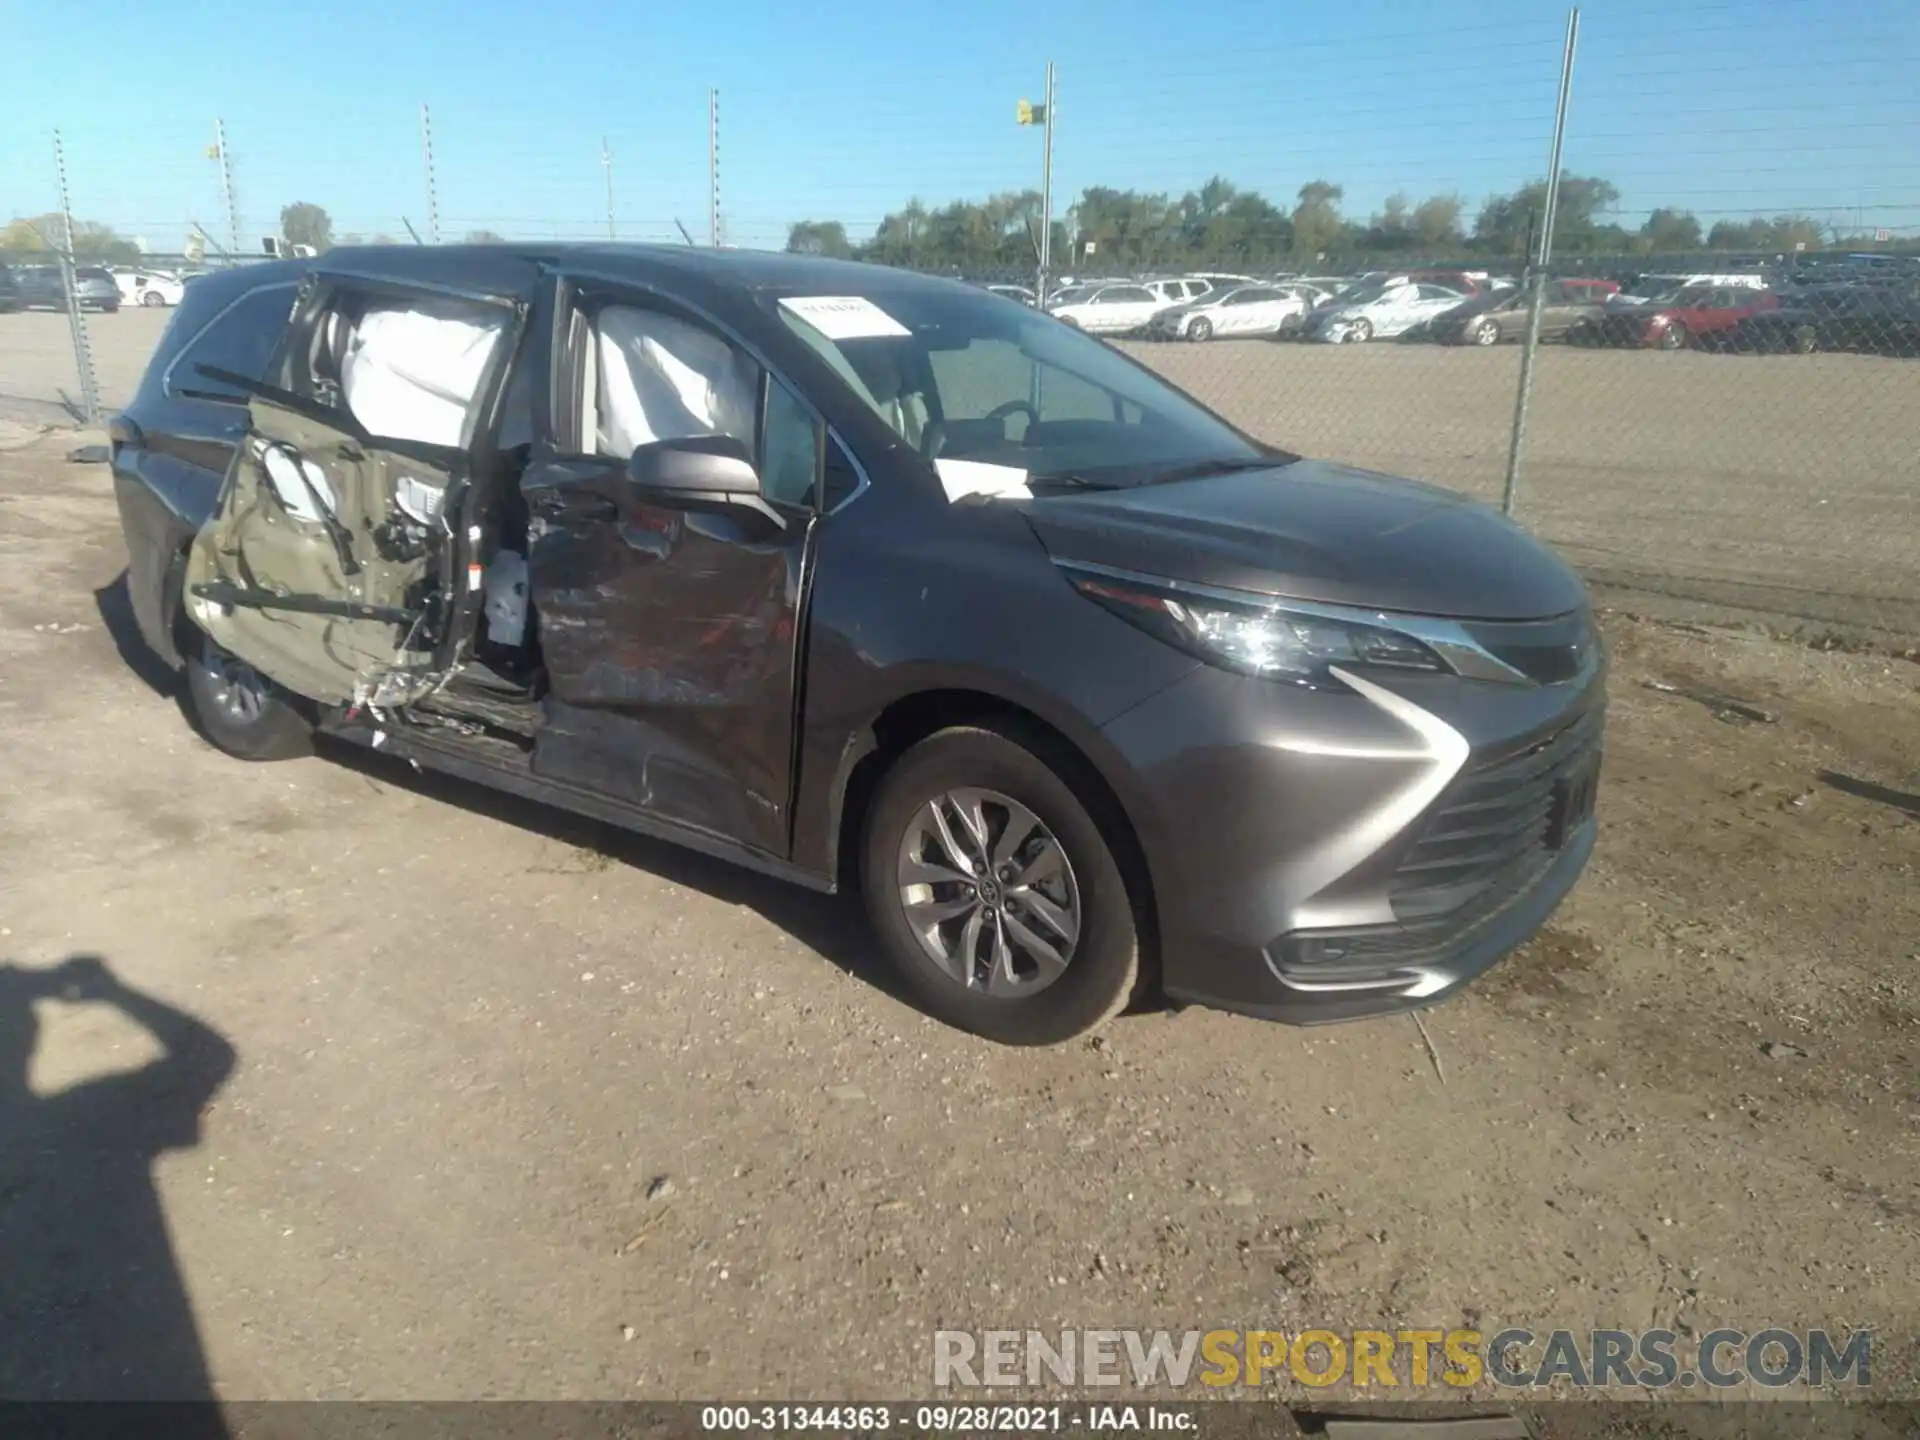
[626,434,786,532]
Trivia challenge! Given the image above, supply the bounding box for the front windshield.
[773,285,1266,485]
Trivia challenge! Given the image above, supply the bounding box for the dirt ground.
[6,306,1917,642]
[0,420,1915,1407]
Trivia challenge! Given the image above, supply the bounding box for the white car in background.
[1047,281,1174,335]
[113,269,186,308]
[1308,281,1471,343]
[1147,283,1309,341]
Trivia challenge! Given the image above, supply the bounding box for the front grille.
[1269,708,1603,983]
[1392,707,1602,922]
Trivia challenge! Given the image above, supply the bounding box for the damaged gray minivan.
[113,244,1604,1046]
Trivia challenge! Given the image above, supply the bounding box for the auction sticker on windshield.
[777,295,912,340]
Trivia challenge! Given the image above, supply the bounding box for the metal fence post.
[1501,7,1580,516]
[709,89,723,248]
[52,129,101,426]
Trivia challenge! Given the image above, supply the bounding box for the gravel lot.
[1,402,1916,1411]
[6,306,1917,640]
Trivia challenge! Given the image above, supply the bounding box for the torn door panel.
[185,394,459,706]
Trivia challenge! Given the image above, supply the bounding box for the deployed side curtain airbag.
[594,307,758,456]
[340,302,508,449]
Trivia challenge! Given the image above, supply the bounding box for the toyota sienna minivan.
[111,245,1604,1045]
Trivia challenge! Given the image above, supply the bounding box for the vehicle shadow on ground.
[94,569,183,698]
[320,739,904,1003]
[0,954,235,1423]
[1818,769,1920,818]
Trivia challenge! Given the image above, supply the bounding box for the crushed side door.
[184,385,464,708]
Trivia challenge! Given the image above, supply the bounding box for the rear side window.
[164,284,298,404]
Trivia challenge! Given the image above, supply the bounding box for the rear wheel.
[1345,319,1373,343]
[185,630,314,761]
[1472,318,1501,346]
[140,289,166,308]
[861,726,1140,1046]
[1792,325,1818,355]
[1187,317,1214,342]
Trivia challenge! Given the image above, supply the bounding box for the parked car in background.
[1187,271,1259,293]
[13,264,121,312]
[1140,277,1215,305]
[1605,272,1768,314]
[1730,284,1920,356]
[113,269,188,308]
[0,263,22,313]
[109,244,1603,1046]
[1337,269,1482,299]
[1047,281,1173,334]
[983,283,1037,306]
[1275,280,1337,310]
[1146,284,1309,341]
[1572,284,1777,350]
[1426,278,1619,345]
[1308,282,1470,343]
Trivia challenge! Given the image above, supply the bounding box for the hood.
[1024,459,1588,621]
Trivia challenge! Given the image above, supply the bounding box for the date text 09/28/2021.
[700,1405,1195,1432]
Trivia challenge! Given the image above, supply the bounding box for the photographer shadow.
[0,954,235,1423]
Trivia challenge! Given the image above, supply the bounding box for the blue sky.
[4,0,1916,253]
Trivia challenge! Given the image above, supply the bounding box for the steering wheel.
[984,399,1040,431]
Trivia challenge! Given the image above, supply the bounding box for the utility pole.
[420,103,441,244]
[1018,64,1057,302]
[52,128,100,424]
[708,89,722,248]
[1039,61,1056,302]
[213,118,240,258]
[602,138,616,240]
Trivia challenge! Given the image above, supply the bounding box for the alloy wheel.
[896,788,1082,997]
[203,648,268,723]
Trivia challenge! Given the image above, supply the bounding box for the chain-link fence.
[4,8,1916,638]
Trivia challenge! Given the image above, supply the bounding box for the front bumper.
[1102,658,1605,1025]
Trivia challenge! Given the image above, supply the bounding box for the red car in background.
[1576,283,1777,350]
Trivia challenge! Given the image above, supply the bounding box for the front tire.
[1187,317,1214,342]
[861,725,1140,1046]
[1473,318,1501,346]
[1657,322,1688,350]
[141,290,166,308]
[185,630,314,761]
[1345,319,1374,343]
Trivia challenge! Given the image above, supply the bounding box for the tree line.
[785,175,1854,274]
[3,178,1872,271]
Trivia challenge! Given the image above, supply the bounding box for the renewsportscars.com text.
[932,1328,1872,1390]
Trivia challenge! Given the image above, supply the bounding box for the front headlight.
[1065,568,1447,687]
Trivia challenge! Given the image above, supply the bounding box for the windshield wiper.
[1025,472,1121,492]
[1133,456,1284,485]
